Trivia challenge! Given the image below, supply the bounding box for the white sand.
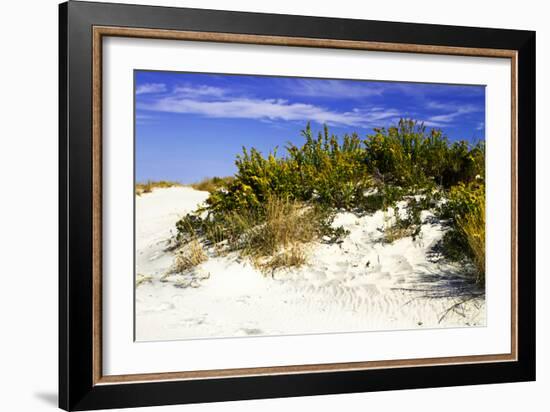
[135,187,485,341]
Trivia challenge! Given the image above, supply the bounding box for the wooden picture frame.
[59,1,535,410]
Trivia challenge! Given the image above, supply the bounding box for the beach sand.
[135,187,485,341]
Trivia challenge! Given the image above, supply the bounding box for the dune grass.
[135,273,153,287]
[136,180,181,196]
[384,220,417,243]
[191,176,234,193]
[178,196,333,273]
[172,239,208,273]
[238,197,320,271]
[457,201,485,283]
[383,200,423,244]
[263,245,308,272]
[438,181,485,283]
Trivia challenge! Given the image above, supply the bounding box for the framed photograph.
[59,1,535,410]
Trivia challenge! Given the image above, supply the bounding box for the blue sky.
[135,71,485,183]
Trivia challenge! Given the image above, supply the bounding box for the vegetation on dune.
[383,201,423,244]
[136,273,153,287]
[458,201,485,283]
[175,119,486,283]
[161,238,208,281]
[191,176,234,193]
[176,196,345,272]
[229,197,323,271]
[173,239,208,273]
[136,180,181,196]
[197,120,483,215]
[438,181,486,282]
[365,121,484,188]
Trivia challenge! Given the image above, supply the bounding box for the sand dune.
[135,187,485,341]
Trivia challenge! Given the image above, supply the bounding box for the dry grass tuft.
[135,273,153,287]
[172,239,208,273]
[382,210,416,243]
[136,180,181,196]
[176,196,345,273]
[191,176,234,193]
[384,224,416,243]
[239,197,319,272]
[457,201,485,283]
[260,245,307,272]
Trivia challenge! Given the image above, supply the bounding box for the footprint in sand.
[144,302,175,313]
[388,255,414,273]
[235,328,264,336]
[304,270,327,281]
[167,316,207,329]
[148,251,164,261]
[362,283,381,296]
[236,295,251,304]
[373,271,391,281]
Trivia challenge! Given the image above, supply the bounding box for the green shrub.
[200,120,484,217]
[364,119,484,189]
[203,124,372,215]
[439,181,485,220]
[175,120,485,274]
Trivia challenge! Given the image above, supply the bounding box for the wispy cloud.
[287,79,383,99]
[136,83,167,95]
[139,94,398,128]
[428,108,475,123]
[423,101,483,127]
[135,113,156,125]
[135,78,485,133]
[173,84,227,98]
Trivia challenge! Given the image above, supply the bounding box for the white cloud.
[288,79,383,99]
[173,84,227,98]
[424,102,482,125]
[137,81,482,130]
[426,101,455,111]
[421,120,446,127]
[428,107,478,123]
[139,95,398,128]
[136,83,167,95]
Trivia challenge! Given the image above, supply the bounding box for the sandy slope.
[135,187,485,341]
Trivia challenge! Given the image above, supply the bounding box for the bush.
[203,124,371,214]
[440,181,485,220]
[200,120,484,217]
[175,120,485,274]
[364,119,484,188]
